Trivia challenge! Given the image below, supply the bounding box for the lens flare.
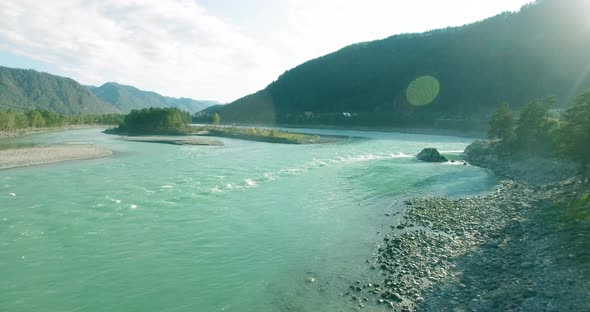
[406,76,440,106]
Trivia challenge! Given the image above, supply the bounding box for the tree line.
[192,112,221,125]
[115,107,191,135]
[0,109,122,131]
[488,89,590,171]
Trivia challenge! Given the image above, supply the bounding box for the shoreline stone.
[352,141,590,311]
[416,148,448,162]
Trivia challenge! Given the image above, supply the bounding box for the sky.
[0,0,533,103]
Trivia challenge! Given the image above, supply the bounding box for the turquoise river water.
[0,128,496,312]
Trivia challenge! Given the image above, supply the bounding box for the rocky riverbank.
[464,140,582,185]
[351,142,589,311]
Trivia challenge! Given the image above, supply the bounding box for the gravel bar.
[0,144,113,169]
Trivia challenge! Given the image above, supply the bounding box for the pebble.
[354,176,590,311]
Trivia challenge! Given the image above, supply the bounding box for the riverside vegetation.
[484,89,590,173]
[352,89,590,311]
[0,109,122,137]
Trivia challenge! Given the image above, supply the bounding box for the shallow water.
[0,128,495,312]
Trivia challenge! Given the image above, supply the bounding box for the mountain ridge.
[0,66,119,114]
[88,82,220,114]
[209,0,590,131]
[0,66,220,115]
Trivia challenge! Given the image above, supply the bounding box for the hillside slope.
[211,0,590,130]
[89,82,219,113]
[0,66,119,114]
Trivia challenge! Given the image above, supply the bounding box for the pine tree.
[488,102,516,143]
[555,90,590,171]
[515,98,555,155]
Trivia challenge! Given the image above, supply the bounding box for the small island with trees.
[105,107,348,144]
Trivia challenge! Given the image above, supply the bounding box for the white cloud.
[0,0,281,102]
[0,0,532,102]
[280,0,531,66]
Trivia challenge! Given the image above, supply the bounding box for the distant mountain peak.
[89,82,220,113]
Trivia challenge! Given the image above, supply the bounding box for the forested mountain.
[89,82,219,113]
[0,66,119,114]
[0,66,219,115]
[209,0,590,130]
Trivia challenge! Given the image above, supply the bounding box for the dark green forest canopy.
[114,107,191,135]
[487,88,590,171]
[555,90,590,168]
[209,0,590,131]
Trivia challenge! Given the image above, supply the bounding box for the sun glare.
[406,76,440,106]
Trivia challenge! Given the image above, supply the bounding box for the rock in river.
[416,148,448,162]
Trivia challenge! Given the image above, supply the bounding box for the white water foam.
[263,173,277,181]
[106,196,121,204]
[443,161,470,166]
[280,168,308,175]
[204,152,414,196]
[323,152,414,164]
[211,186,224,193]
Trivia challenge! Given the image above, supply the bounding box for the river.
[0,128,496,311]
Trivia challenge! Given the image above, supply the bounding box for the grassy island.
[191,126,348,144]
[106,107,348,144]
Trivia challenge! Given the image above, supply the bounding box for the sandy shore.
[0,144,113,169]
[0,125,109,139]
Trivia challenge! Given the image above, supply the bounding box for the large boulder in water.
[416,148,447,162]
